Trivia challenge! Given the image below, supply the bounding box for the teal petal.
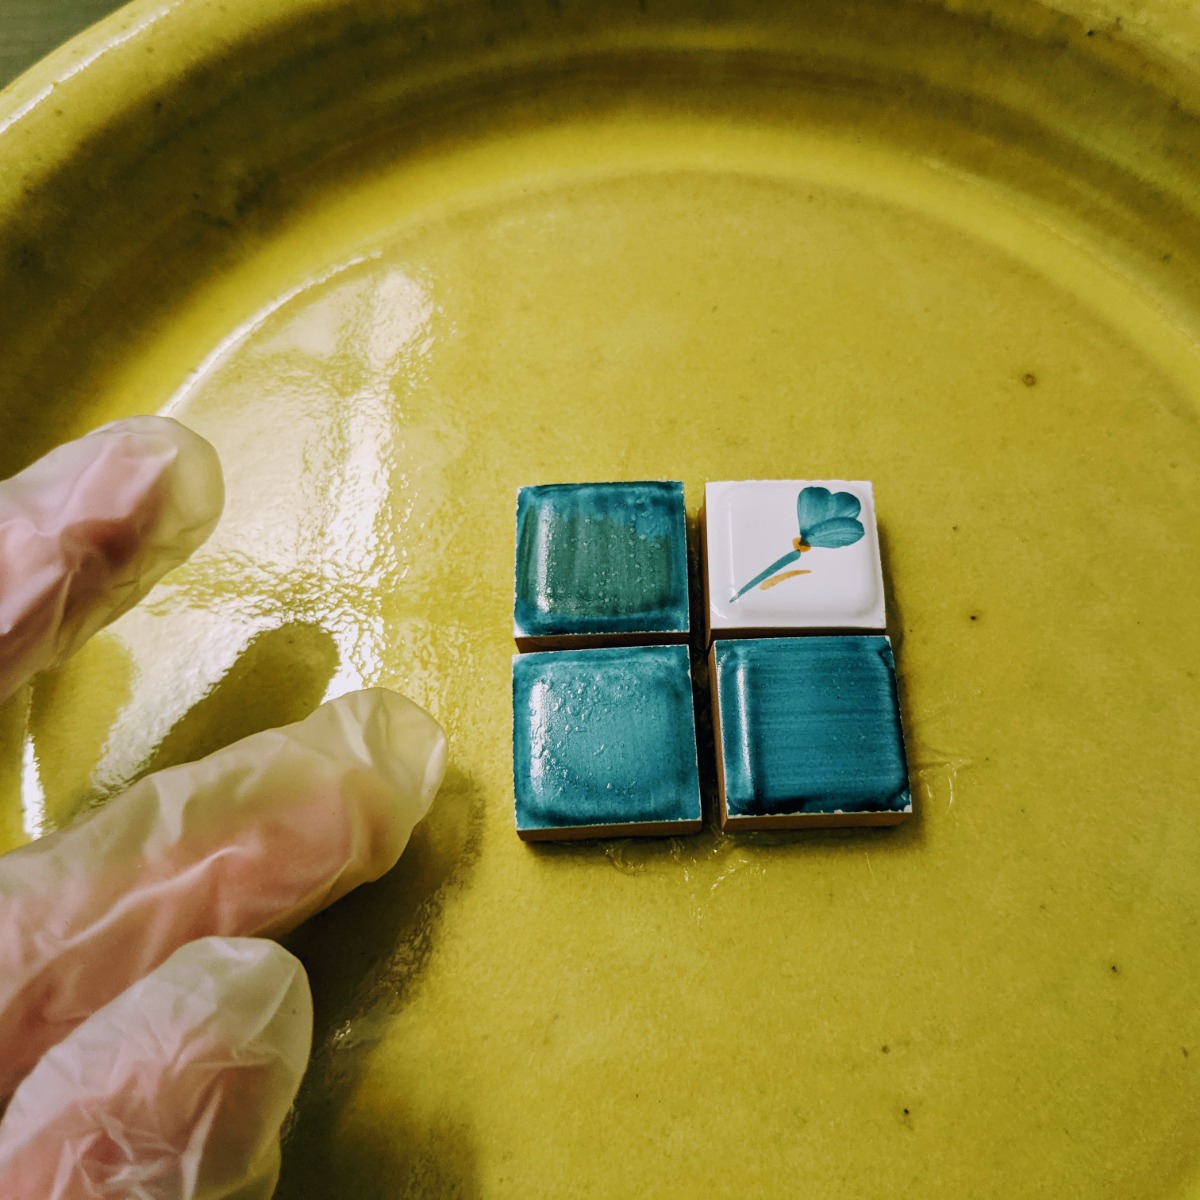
[797,486,862,539]
[805,516,865,548]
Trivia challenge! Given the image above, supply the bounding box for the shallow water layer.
[1,76,1199,1200]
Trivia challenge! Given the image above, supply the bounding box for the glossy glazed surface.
[514,481,689,644]
[706,479,885,634]
[512,645,701,837]
[713,636,910,823]
[2,1,1200,1196]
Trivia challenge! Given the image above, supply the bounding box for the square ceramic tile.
[710,635,910,829]
[512,644,702,840]
[513,481,690,651]
[704,480,885,640]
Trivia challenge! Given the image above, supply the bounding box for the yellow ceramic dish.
[2,1,1199,1196]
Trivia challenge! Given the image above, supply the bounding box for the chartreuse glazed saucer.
[1,1,1199,1197]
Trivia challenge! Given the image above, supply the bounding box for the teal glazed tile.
[512,644,702,840]
[711,635,911,829]
[513,482,689,649]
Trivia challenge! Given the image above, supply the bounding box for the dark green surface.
[0,0,130,89]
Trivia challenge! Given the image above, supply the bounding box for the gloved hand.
[0,418,448,1199]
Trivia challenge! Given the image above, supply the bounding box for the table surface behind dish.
[0,0,130,89]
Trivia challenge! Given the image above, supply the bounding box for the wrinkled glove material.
[0,416,224,705]
[0,936,313,1200]
[0,417,451,1196]
[0,688,448,1097]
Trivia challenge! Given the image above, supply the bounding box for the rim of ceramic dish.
[2,0,1199,261]
[2,0,1200,196]
[2,0,1200,465]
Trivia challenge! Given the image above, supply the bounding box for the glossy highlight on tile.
[512,644,702,840]
[514,481,689,650]
[711,635,910,829]
[705,480,885,641]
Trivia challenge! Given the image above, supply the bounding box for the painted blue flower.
[732,485,865,601]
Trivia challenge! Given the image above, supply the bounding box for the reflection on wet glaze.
[81,261,450,798]
[20,729,43,840]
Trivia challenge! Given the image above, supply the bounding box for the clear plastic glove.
[0,420,449,1198]
[0,416,224,706]
[0,937,313,1200]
